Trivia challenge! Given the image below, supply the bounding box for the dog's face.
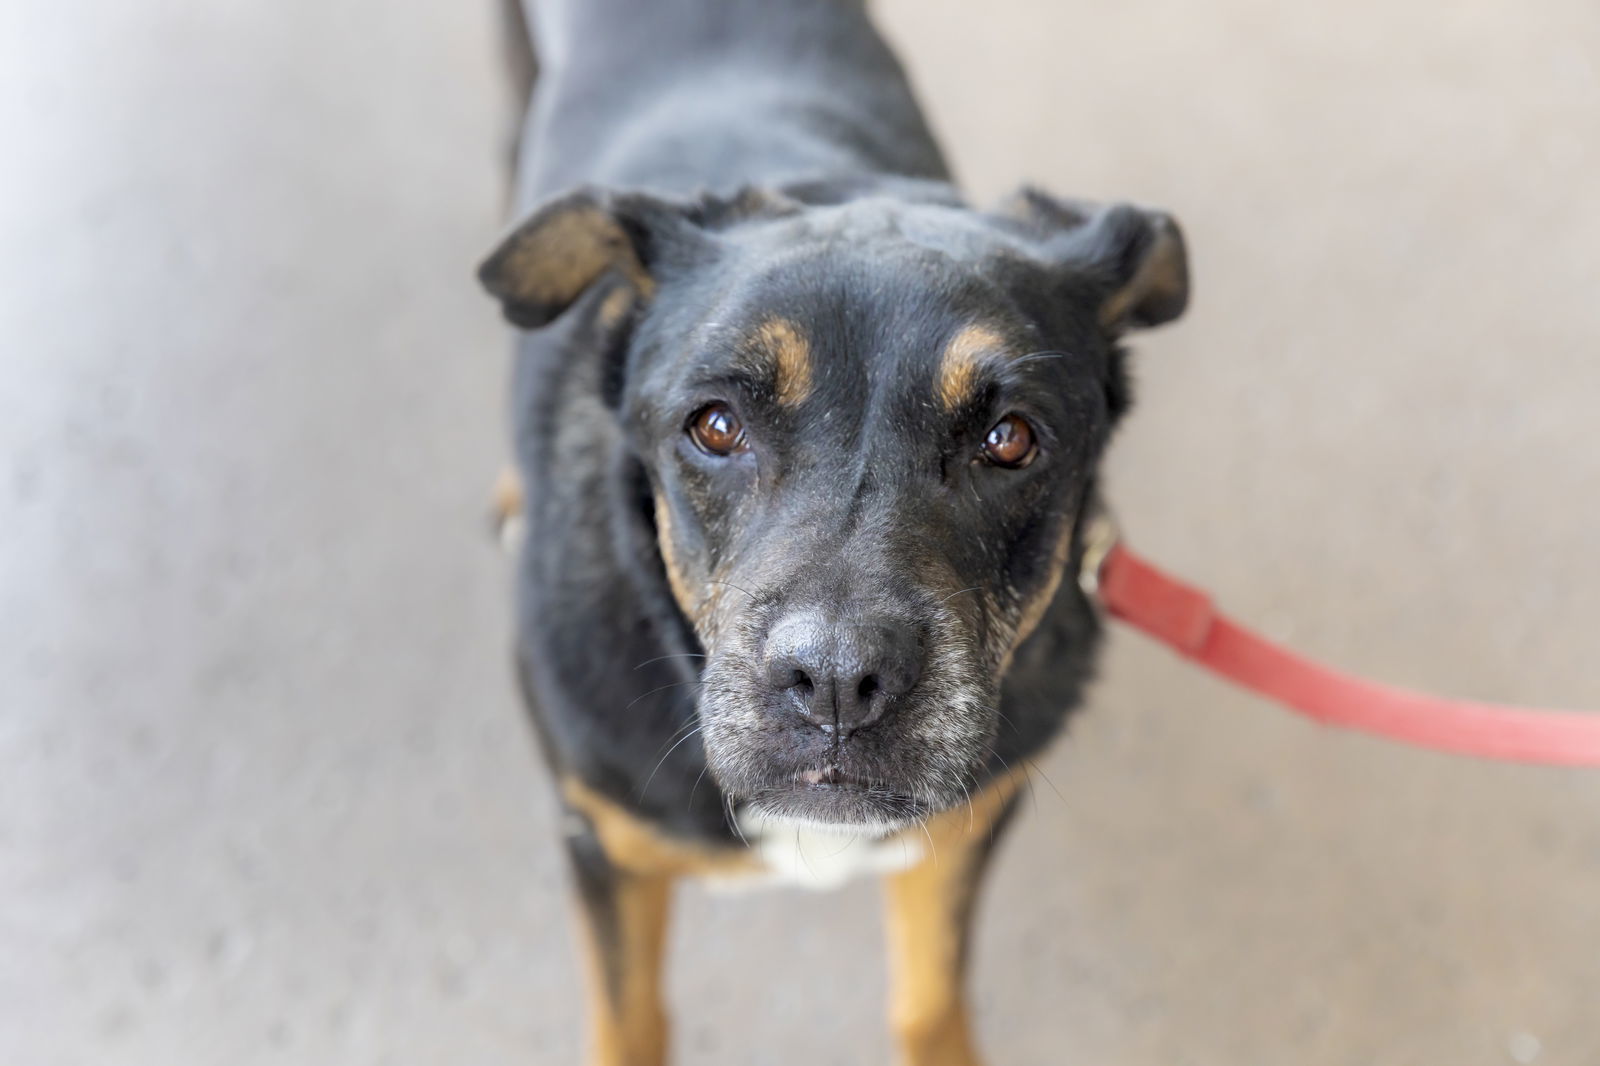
[481,184,1187,833]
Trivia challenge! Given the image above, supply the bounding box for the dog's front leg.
[882,776,1022,1066]
[564,818,674,1066]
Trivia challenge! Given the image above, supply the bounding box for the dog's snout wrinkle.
[763,612,922,735]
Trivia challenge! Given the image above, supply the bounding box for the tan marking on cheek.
[750,317,813,407]
[652,494,700,621]
[563,777,761,879]
[1000,520,1077,674]
[937,324,1009,410]
[653,492,729,641]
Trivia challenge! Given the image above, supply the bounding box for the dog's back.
[513,0,948,206]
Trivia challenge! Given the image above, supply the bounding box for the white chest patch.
[708,809,926,893]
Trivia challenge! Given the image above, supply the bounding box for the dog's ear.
[479,185,803,329]
[478,187,704,329]
[997,187,1190,332]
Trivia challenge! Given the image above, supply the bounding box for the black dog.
[481,1,1188,1062]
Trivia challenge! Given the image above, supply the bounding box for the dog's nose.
[763,614,922,734]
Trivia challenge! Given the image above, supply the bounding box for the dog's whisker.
[648,714,704,761]
[794,828,820,879]
[724,793,751,846]
[824,831,860,859]
[623,679,704,713]
[939,586,981,606]
[987,753,1027,841]
[917,818,939,868]
[688,764,711,810]
[639,725,704,801]
[706,578,756,601]
[1023,756,1067,806]
[1011,349,1071,368]
[633,652,708,670]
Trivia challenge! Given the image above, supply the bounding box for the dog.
[480,1,1189,1062]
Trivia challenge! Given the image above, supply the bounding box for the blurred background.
[4,0,1599,1063]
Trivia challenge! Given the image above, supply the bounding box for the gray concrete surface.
[4,1,1599,1063]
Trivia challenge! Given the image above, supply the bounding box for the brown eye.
[981,414,1037,468]
[688,403,747,456]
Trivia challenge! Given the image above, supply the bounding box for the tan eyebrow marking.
[936,324,1011,410]
[739,317,814,407]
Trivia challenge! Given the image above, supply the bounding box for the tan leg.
[559,777,761,1066]
[566,826,673,1066]
[883,773,1023,1066]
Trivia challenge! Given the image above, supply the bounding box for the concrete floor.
[4,1,1599,1063]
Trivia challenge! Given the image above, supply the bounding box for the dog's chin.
[738,779,929,838]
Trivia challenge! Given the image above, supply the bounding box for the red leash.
[1083,519,1600,768]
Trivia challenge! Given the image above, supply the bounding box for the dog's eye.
[688,403,748,456]
[980,414,1037,469]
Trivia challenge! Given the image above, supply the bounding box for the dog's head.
[480,183,1187,833]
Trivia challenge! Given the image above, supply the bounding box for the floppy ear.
[477,187,689,329]
[478,185,803,329]
[998,187,1190,332]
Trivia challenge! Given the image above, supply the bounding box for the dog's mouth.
[700,681,996,831]
[740,768,934,835]
[794,765,860,787]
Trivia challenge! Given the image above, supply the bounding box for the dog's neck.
[515,0,950,209]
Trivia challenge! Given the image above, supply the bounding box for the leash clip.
[1077,507,1122,600]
